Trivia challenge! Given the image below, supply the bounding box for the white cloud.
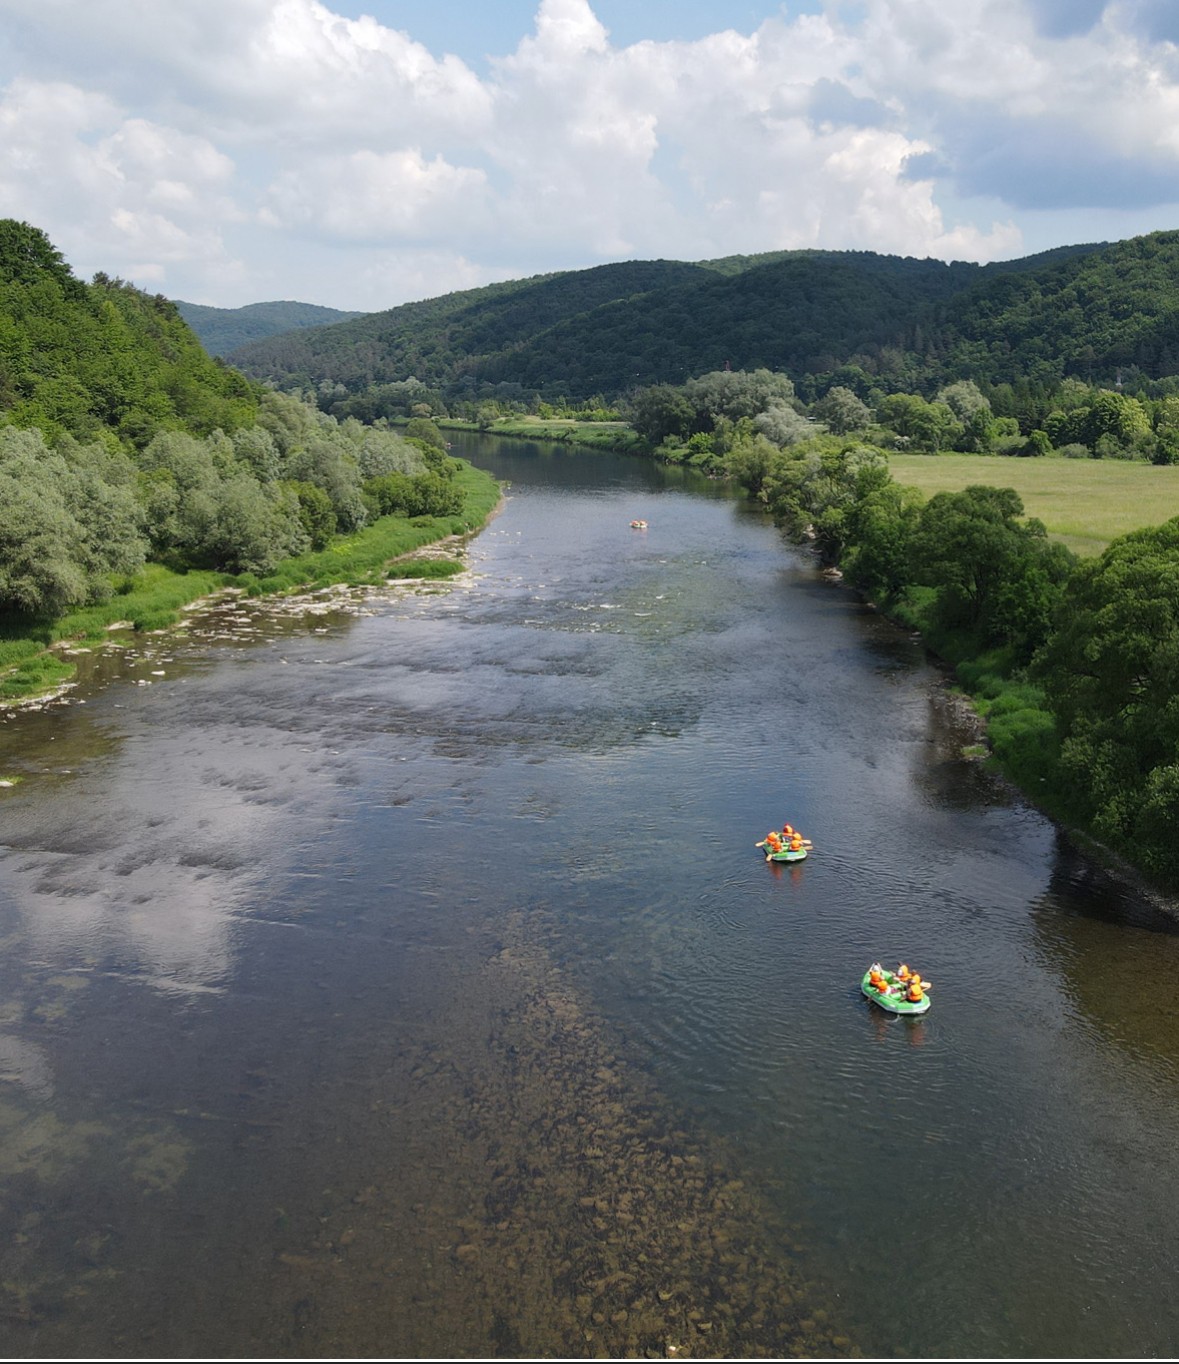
[1,0,1178,305]
[0,76,247,295]
[266,148,490,242]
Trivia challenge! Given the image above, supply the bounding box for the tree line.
[0,221,465,622]
[625,368,1179,467]
[718,414,1179,887]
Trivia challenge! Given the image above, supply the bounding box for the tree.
[683,369,796,423]
[936,379,991,424]
[908,485,1071,653]
[0,428,145,615]
[404,416,445,451]
[723,432,780,497]
[1033,518,1179,878]
[1080,391,1151,452]
[844,479,923,599]
[754,403,822,446]
[628,385,696,443]
[811,386,870,435]
[878,393,964,452]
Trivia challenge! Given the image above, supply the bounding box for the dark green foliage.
[230,238,1148,410]
[908,486,1075,657]
[176,300,366,357]
[230,260,710,397]
[1032,519,1179,875]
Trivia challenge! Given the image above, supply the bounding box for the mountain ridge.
[224,237,1151,402]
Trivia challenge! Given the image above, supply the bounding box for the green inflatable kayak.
[861,968,931,1015]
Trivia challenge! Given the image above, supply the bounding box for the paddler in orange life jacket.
[906,975,925,1004]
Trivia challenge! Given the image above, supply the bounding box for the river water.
[0,433,1177,1358]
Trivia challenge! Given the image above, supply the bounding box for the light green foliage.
[761,439,891,563]
[810,386,871,435]
[683,369,796,422]
[936,379,992,424]
[363,470,463,520]
[0,428,147,615]
[754,403,821,447]
[722,432,780,497]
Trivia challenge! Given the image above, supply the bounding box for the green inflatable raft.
[764,845,807,863]
[861,968,931,1015]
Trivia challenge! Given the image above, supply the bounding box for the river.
[0,433,1177,1358]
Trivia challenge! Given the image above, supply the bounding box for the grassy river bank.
[0,460,501,709]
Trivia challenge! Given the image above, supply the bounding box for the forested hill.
[228,258,713,397]
[0,219,259,445]
[224,238,1155,402]
[176,299,366,357]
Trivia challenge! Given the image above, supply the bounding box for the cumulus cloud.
[1,0,1178,306]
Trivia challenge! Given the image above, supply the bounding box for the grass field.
[888,453,1179,556]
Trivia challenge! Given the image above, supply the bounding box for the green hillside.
[0,218,492,631]
[228,259,713,396]
[176,299,367,357]
[929,231,1179,385]
[0,220,259,446]
[228,239,1133,403]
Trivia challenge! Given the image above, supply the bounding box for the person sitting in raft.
[868,965,890,994]
[896,963,912,983]
[782,823,795,839]
[788,834,804,852]
[765,831,782,852]
[906,977,925,1004]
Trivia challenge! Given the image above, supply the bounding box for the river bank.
[0,461,501,710]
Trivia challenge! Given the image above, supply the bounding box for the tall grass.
[889,453,1179,555]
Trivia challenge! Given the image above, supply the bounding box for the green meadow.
[888,453,1179,556]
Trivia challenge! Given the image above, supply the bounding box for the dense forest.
[0,220,476,624]
[223,238,1168,409]
[176,299,366,358]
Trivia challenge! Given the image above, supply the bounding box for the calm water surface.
[0,435,1177,1358]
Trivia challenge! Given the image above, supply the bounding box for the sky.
[3,0,1179,311]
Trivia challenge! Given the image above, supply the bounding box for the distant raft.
[630,519,648,529]
[861,964,931,1015]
